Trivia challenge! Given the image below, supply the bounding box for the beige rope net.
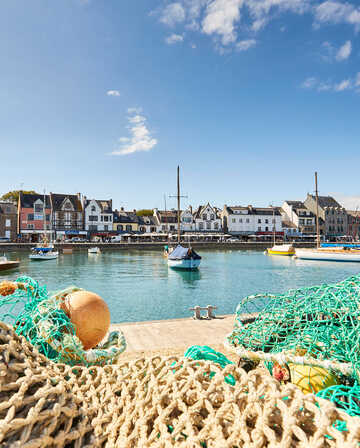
[1,321,360,448]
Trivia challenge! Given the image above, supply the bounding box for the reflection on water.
[0,249,360,323]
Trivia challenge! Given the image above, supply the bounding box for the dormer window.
[91,206,96,212]
[34,200,43,213]
[203,214,207,220]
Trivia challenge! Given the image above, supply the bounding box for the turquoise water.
[2,249,360,323]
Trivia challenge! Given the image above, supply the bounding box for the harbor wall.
[0,241,316,251]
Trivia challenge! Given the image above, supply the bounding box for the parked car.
[226,237,239,243]
[0,237,11,242]
[72,237,87,243]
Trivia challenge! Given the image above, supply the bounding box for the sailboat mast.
[315,171,320,249]
[43,189,46,242]
[177,166,181,244]
[272,206,276,246]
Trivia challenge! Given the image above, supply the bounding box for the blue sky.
[1,0,360,210]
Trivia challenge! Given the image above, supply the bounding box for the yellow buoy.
[288,362,339,394]
[60,290,110,350]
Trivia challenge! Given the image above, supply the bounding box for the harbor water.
[2,249,360,323]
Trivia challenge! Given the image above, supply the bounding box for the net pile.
[1,322,360,447]
[0,276,126,366]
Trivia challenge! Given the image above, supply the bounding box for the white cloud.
[165,33,184,44]
[160,3,186,26]
[107,90,121,97]
[301,76,317,89]
[127,107,142,114]
[314,1,360,30]
[336,40,352,61]
[111,110,158,156]
[334,78,351,91]
[355,72,360,87]
[332,193,360,210]
[236,38,256,51]
[202,0,244,45]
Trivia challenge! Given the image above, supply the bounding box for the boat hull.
[29,252,59,261]
[295,249,360,262]
[0,261,20,271]
[168,258,201,270]
[267,249,295,256]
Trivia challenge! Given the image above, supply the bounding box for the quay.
[110,315,235,360]
[0,241,316,251]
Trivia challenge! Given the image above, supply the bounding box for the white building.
[281,201,315,236]
[84,199,113,232]
[192,203,222,232]
[180,207,195,232]
[222,205,282,236]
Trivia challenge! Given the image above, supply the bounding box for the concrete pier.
[110,315,235,360]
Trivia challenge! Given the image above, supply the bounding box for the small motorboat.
[266,244,295,256]
[29,246,58,261]
[167,245,201,270]
[88,247,101,254]
[0,255,20,271]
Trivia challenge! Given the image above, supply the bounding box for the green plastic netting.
[0,276,126,366]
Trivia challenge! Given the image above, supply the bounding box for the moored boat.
[0,255,20,271]
[167,245,201,270]
[29,247,58,260]
[88,247,101,254]
[267,244,295,256]
[295,247,360,262]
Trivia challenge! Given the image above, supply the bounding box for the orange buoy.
[60,290,110,350]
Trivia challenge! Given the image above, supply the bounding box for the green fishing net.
[227,273,360,381]
[0,276,126,366]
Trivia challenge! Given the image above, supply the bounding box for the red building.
[18,193,52,242]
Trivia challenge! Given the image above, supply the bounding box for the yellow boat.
[267,244,295,256]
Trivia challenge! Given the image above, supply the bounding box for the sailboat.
[166,166,202,270]
[29,191,59,261]
[295,173,360,262]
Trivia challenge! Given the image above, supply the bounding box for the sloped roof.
[51,193,82,212]
[285,200,305,209]
[113,211,139,224]
[193,204,218,219]
[156,210,179,224]
[20,193,51,209]
[308,195,343,209]
[138,215,157,226]
[0,202,17,214]
[84,199,112,213]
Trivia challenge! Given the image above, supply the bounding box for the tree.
[0,190,38,204]
[136,209,153,216]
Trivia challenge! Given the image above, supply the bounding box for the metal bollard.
[206,305,217,319]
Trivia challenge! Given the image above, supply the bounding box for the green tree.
[0,190,38,204]
[136,209,153,216]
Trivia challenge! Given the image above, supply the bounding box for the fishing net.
[1,322,360,447]
[0,276,126,366]
[226,273,360,418]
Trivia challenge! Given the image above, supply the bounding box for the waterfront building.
[138,215,158,233]
[50,193,85,240]
[0,202,17,241]
[17,192,52,242]
[304,194,347,239]
[153,209,179,233]
[347,210,360,240]
[192,203,222,232]
[84,199,113,235]
[281,201,316,236]
[113,208,139,233]
[222,205,283,237]
[180,207,195,232]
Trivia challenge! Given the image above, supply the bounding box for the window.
[91,206,96,212]
[246,218,249,223]
[34,214,43,220]
[258,219,261,224]
[101,216,103,221]
[46,214,50,221]
[299,219,305,225]
[64,202,72,210]
[104,216,109,222]
[214,222,219,230]
[239,219,243,223]
[109,216,112,222]
[203,214,207,220]
[162,225,166,231]
[199,222,204,230]
[89,216,98,221]
[27,224,34,229]
[126,225,132,232]
[117,225,123,231]
[5,219,10,227]
[34,202,43,213]
[306,219,312,225]
[151,227,156,232]
[89,225,97,231]
[104,225,108,231]
[210,214,214,220]
[258,226,261,231]
[206,222,211,230]
[170,225,175,231]
[183,217,191,223]
[28,214,34,221]
[265,219,268,224]
[265,226,269,232]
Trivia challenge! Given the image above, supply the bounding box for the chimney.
[121,207,124,212]
[109,199,112,209]
[189,205,192,213]
[133,209,136,213]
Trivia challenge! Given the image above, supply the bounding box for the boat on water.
[88,247,101,254]
[294,172,360,262]
[167,245,201,270]
[0,255,20,271]
[29,246,59,260]
[267,244,295,256]
[166,166,202,270]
